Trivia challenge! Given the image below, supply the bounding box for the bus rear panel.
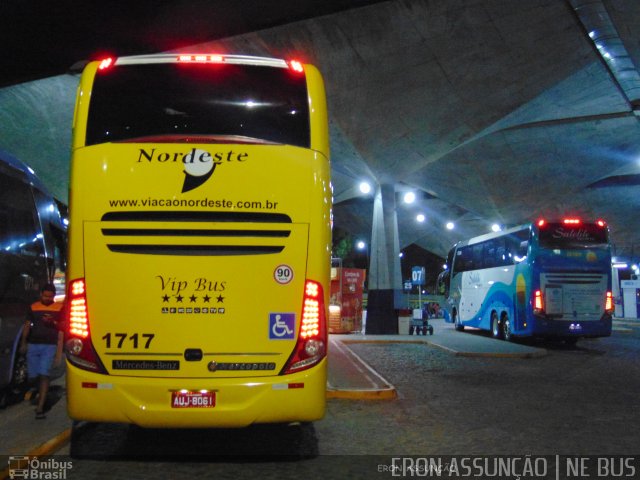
[66,54,331,427]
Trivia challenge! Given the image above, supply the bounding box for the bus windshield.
[86,63,310,148]
[538,222,609,249]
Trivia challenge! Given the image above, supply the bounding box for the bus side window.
[484,239,496,268]
[472,244,483,270]
[0,174,41,256]
[454,248,468,273]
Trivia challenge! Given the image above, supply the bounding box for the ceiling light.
[403,192,415,204]
[416,214,425,222]
[359,182,371,194]
[446,222,455,230]
[491,224,501,232]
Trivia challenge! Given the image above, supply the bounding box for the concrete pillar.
[366,183,403,334]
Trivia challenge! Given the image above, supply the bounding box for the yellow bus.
[65,54,331,428]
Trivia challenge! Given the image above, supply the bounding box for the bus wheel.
[10,352,28,389]
[502,314,512,342]
[454,311,464,331]
[491,312,503,339]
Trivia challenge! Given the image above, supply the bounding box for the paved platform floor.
[0,317,634,475]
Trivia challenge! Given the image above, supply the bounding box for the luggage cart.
[408,308,434,335]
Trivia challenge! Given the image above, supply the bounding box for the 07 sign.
[411,266,426,286]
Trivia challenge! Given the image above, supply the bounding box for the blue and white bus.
[439,218,613,343]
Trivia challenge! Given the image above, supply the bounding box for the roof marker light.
[289,60,304,73]
[98,58,114,70]
[178,54,225,63]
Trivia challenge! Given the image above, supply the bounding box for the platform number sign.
[411,266,425,286]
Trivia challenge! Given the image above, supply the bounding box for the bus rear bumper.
[531,314,612,338]
[66,359,327,428]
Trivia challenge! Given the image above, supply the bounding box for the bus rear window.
[86,63,310,148]
[538,223,609,249]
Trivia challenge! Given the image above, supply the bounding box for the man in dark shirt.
[20,284,63,419]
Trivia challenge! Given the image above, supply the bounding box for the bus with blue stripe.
[440,218,613,343]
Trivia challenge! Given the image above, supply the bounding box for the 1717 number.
[102,333,155,349]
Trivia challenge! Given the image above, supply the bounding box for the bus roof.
[0,148,50,194]
[454,223,532,249]
[109,54,291,69]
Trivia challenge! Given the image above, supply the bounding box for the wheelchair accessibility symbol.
[269,313,296,340]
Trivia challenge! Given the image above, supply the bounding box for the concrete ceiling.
[1,0,639,261]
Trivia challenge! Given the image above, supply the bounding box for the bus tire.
[10,351,28,390]
[491,312,503,339]
[501,314,512,342]
[453,310,464,331]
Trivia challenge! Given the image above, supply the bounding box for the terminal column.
[366,183,403,334]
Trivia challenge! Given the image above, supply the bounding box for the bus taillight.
[98,58,114,70]
[563,218,581,225]
[597,219,606,227]
[281,280,327,374]
[289,60,304,73]
[178,54,224,63]
[65,278,106,374]
[605,291,613,313]
[533,290,544,314]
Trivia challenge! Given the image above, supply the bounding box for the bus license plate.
[171,391,216,408]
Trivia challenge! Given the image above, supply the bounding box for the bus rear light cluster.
[281,280,327,374]
[533,289,544,314]
[65,278,106,374]
[605,291,613,313]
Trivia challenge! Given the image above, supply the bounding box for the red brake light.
[605,291,613,313]
[301,281,321,339]
[68,279,89,338]
[289,60,304,73]
[178,54,224,63]
[563,218,581,225]
[537,219,546,227]
[533,290,544,313]
[98,57,114,70]
[65,278,106,373]
[597,219,606,227]
[281,280,327,374]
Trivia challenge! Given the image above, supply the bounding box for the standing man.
[20,283,64,419]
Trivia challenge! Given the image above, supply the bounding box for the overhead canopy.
[1,0,639,260]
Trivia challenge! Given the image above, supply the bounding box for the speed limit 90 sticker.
[274,264,293,284]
